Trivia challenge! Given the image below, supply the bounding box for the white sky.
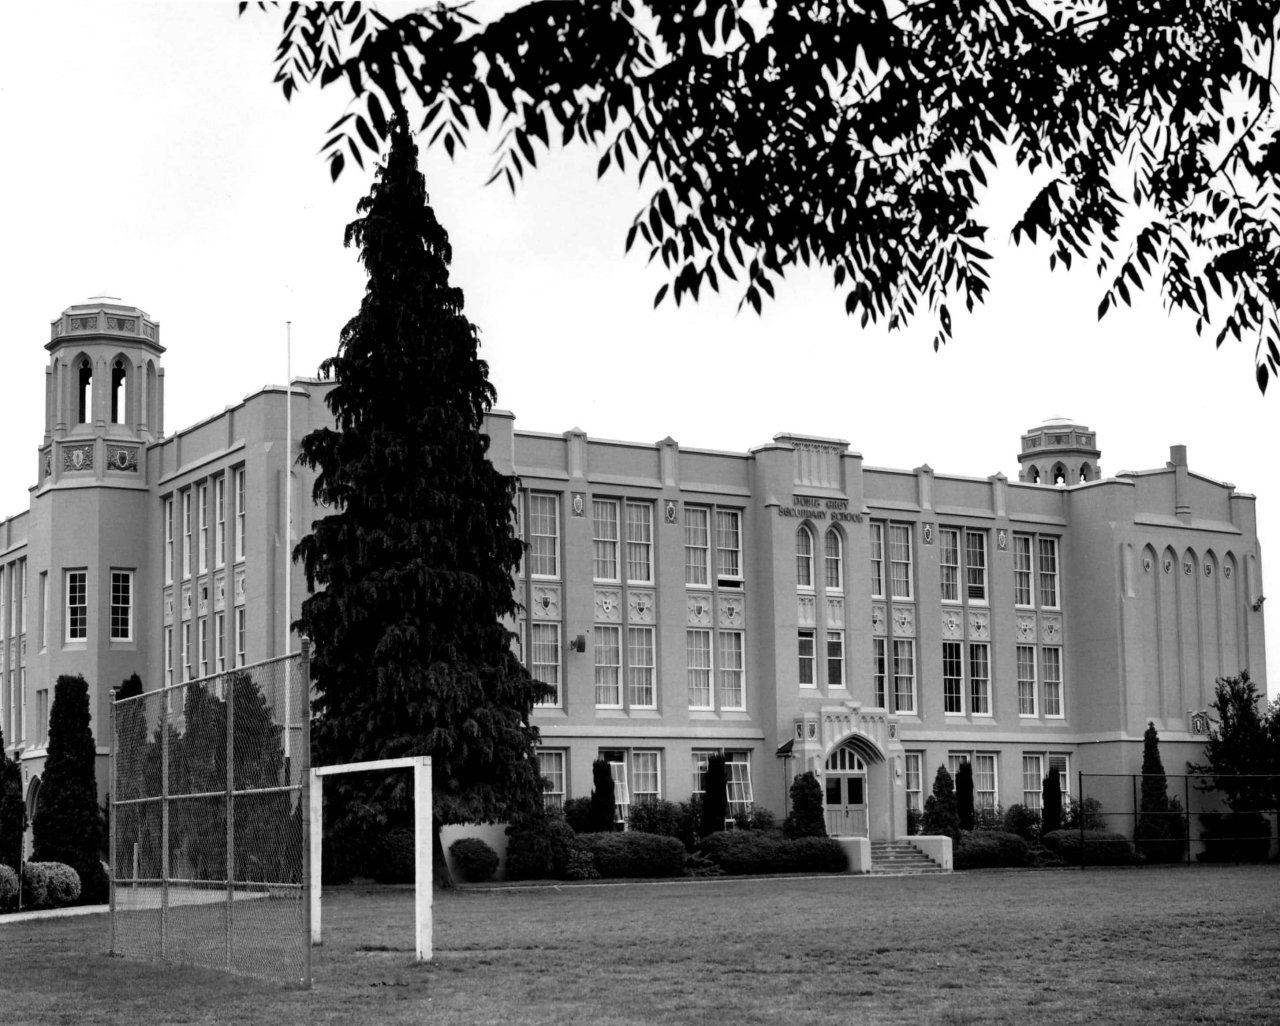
[1,2,1274,698]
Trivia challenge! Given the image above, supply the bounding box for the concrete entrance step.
[868,840,947,875]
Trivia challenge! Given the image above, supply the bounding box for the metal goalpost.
[309,756,433,962]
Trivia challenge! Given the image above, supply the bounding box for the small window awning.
[775,739,794,758]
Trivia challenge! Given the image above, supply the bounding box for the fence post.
[161,688,170,958]
[1078,770,1085,870]
[301,644,313,989]
[226,669,235,971]
[109,687,118,955]
[1184,775,1191,867]
[1131,774,1138,860]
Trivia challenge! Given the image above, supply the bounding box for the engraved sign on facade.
[825,597,843,628]
[775,494,862,523]
[797,594,815,627]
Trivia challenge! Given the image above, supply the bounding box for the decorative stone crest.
[1204,563,1213,577]
[1190,710,1210,735]
[163,589,174,626]
[718,595,744,628]
[106,446,139,472]
[1015,613,1037,642]
[106,316,137,333]
[214,571,226,612]
[887,722,898,740]
[69,315,97,332]
[629,590,657,624]
[797,594,815,627]
[41,449,51,478]
[571,492,585,517]
[968,610,990,641]
[871,603,887,636]
[686,593,712,626]
[233,566,246,604]
[1040,615,1063,643]
[940,608,963,639]
[664,500,677,524]
[1183,561,1193,575]
[997,529,1008,550]
[825,597,843,627]
[198,584,209,617]
[922,523,934,545]
[1224,564,1233,578]
[1163,559,1172,574]
[1143,557,1153,573]
[62,444,94,471]
[181,583,192,619]
[532,584,562,619]
[891,605,915,637]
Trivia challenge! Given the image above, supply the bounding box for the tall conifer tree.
[295,114,550,851]
[0,723,25,871]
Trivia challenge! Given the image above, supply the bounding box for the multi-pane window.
[893,639,916,713]
[1039,538,1060,607]
[182,490,192,578]
[1013,535,1033,606]
[691,749,717,796]
[716,510,742,584]
[198,483,209,573]
[940,528,960,601]
[38,572,47,651]
[973,754,997,810]
[538,750,566,809]
[725,755,753,816]
[684,507,710,585]
[826,631,844,688]
[1017,645,1037,716]
[632,750,660,806]
[235,607,246,667]
[182,622,191,681]
[215,477,226,568]
[942,641,963,714]
[872,638,887,708]
[1043,647,1063,717]
[592,499,619,581]
[627,627,655,708]
[687,630,712,708]
[969,643,991,715]
[199,618,209,677]
[1022,754,1043,811]
[215,612,226,672]
[601,754,630,825]
[110,570,133,642]
[718,631,745,709]
[594,625,622,707]
[625,501,654,583]
[531,622,561,707]
[796,526,814,589]
[888,525,913,599]
[1048,754,1070,800]
[797,630,815,687]
[165,497,174,585]
[234,468,246,562]
[65,570,87,642]
[824,529,843,591]
[528,494,560,578]
[19,561,25,637]
[164,626,174,688]
[905,753,923,812]
[36,689,49,747]
[966,531,987,601]
[869,523,885,597]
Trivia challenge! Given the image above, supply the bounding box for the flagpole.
[285,320,293,762]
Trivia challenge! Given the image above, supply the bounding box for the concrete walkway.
[0,903,107,924]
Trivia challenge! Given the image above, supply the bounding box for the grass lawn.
[1,865,1277,1025]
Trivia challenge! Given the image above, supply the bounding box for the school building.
[0,298,1270,843]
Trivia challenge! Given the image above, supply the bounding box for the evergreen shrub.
[783,772,828,838]
[906,807,923,837]
[1003,804,1041,841]
[505,814,577,880]
[372,827,417,884]
[955,761,975,830]
[0,863,17,908]
[1197,812,1271,862]
[1042,768,1063,833]
[21,862,82,908]
[449,837,500,882]
[574,832,686,878]
[954,830,1032,869]
[562,796,593,835]
[699,831,847,874]
[699,756,729,838]
[921,767,960,841]
[589,760,618,833]
[628,799,685,839]
[731,805,777,832]
[1041,829,1133,865]
[1135,721,1186,864]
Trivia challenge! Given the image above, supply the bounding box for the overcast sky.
[1,3,1274,697]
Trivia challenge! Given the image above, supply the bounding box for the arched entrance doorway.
[824,747,868,836]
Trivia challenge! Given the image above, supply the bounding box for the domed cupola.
[1017,417,1101,486]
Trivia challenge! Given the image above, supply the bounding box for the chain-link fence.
[110,651,311,987]
[1077,772,1279,868]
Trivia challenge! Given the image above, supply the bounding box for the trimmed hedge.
[0,863,16,909]
[505,815,578,881]
[699,831,848,875]
[575,831,686,878]
[1041,829,1134,866]
[1197,812,1271,863]
[954,830,1032,870]
[449,837,499,883]
[21,861,81,908]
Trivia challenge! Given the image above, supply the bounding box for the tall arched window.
[825,528,843,592]
[111,358,127,424]
[77,358,93,423]
[796,525,814,589]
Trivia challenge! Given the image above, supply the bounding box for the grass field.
[1,865,1277,1025]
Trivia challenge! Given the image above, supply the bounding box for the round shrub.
[627,800,685,840]
[785,836,849,873]
[21,861,82,908]
[562,797,592,835]
[699,831,847,875]
[575,831,686,878]
[954,830,1032,870]
[0,863,17,909]
[505,813,578,881]
[71,856,108,905]
[1041,829,1133,866]
[1002,804,1041,842]
[449,837,499,883]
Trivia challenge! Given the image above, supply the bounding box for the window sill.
[61,642,87,652]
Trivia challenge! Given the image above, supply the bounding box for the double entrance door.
[824,747,868,837]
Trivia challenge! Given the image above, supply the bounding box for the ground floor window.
[692,749,754,818]
[537,749,566,809]
[948,751,998,810]
[632,750,660,806]
[872,639,886,708]
[1022,754,1043,811]
[905,752,923,812]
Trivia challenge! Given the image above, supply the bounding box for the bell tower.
[1017,417,1101,486]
